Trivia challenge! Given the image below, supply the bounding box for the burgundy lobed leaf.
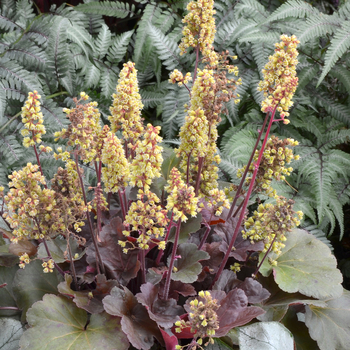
[86,217,140,284]
[159,328,179,350]
[201,242,224,273]
[58,274,119,314]
[214,217,264,261]
[136,282,183,328]
[103,286,163,350]
[214,271,270,304]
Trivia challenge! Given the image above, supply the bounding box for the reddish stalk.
[162,218,181,300]
[118,189,126,222]
[194,156,204,197]
[211,105,278,287]
[140,249,146,284]
[198,224,211,250]
[74,152,104,275]
[253,234,278,278]
[42,238,65,277]
[227,111,270,218]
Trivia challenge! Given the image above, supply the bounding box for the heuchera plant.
[0,1,346,349]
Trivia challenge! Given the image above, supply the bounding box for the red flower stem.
[0,283,7,288]
[194,156,204,197]
[193,45,200,83]
[140,249,146,284]
[0,306,20,310]
[186,151,193,184]
[227,111,270,218]
[198,224,211,250]
[155,211,174,266]
[253,234,278,278]
[74,152,104,275]
[211,105,278,287]
[118,189,126,222]
[163,218,181,300]
[123,189,128,212]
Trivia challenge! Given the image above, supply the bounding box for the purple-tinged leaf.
[86,217,140,284]
[136,282,183,328]
[215,217,264,261]
[170,243,209,283]
[103,286,163,350]
[58,274,119,314]
[159,328,179,350]
[201,242,224,273]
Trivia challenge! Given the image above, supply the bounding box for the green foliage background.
[1,0,350,251]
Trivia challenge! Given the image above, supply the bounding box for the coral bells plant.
[0,2,346,350]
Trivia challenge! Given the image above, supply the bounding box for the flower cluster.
[175,291,219,347]
[21,91,46,148]
[169,69,192,86]
[101,131,130,193]
[109,61,144,151]
[237,136,300,197]
[51,161,86,233]
[42,259,54,273]
[242,196,303,256]
[165,168,199,222]
[121,190,169,251]
[179,0,218,65]
[129,124,163,191]
[19,253,30,269]
[54,93,101,163]
[258,35,300,123]
[3,163,63,241]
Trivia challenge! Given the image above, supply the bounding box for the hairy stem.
[194,156,204,197]
[198,224,211,250]
[119,189,126,222]
[67,235,79,290]
[162,218,181,300]
[155,211,174,266]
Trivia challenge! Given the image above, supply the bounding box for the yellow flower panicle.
[54,93,101,163]
[101,131,130,193]
[175,290,219,346]
[21,91,46,148]
[129,124,163,191]
[109,61,144,148]
[121,189,169,251]
[237,136,300,197]
[243,196,303,256]
[2,163,64,241]
[165,167,199,222]
[169,69,192,86]
[179,0,218,65]
[258,35,300,123]
[19,253,30,269]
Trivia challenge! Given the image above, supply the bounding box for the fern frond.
[0,82,6,123]
[0,11,23,31]
[147,23,181,71]
[94,23,111,59]
[215,19,239,48]
[338,1,350,20]
[263,0,318,23]
[317,21,350,86]
[329,64,350,93]
[66,21,94,58]
[0,134,24,166]
[229,18,258,43]
[296,13,341,44]
[100,66,119,99]
[296,64,319,89]
[318,131,350,151]
[0,79,26,102]
[235,0,268,20]
[14,0,35,25]
[41,99,68,132]
[249,71,264,106]
[154,8,176,33]
[107,30,134,65]
[239,31,280,44]
[74,1,139,18]
[82,61,101,89]
[24,17,50,46]
[218,155,244,182]
[0,57,42,93]
[317,94,350,126]
[140,88,166,109]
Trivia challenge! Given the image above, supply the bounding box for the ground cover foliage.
[0,0,350,349]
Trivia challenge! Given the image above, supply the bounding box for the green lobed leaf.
[0,317,24,350]
[12,259,63,322]
[0,265,20,317]
[305,289,350,350]
[238,321,294,350]
[19,294,128,350]
[260,229,343,299]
